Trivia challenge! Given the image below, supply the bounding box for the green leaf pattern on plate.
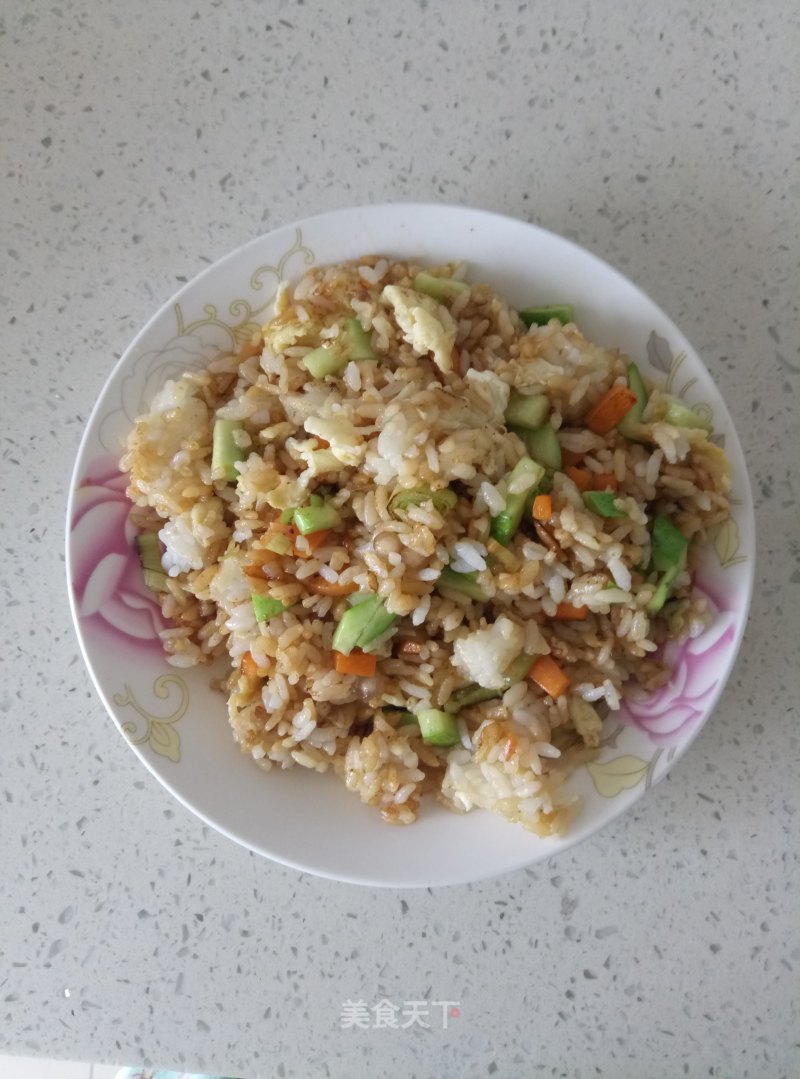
[174,227,315,349]
[711,515,746,569]
[586,755,650,797]
[96,229,317,454]
[588,744,676,796]
[115,674,189,763]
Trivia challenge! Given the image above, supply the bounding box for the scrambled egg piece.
[159,500,227,576]
[304,414,365,466]
[569,697,603,748]
[381,285,457,373]
[452,616,525,689]
[464,369,510,424]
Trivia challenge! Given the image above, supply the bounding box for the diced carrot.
[555,602,589,621]
[333,649,377,676]
[561,447,585,467]
[243,547,283,578]
[306,576,359,597]
[241,652,260,679]
[528,655,571,697]
[268,520,333,559]
[294,528,331,558]
[585,385,638,435]
[305,528,330,550]
[591,472,618,491]
[532,494,553,522]
[566,466,591,492]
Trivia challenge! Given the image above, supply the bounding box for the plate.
[66,204,754,887]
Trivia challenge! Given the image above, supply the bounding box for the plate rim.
[65,201,756,887]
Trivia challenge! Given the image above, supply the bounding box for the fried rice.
[121,255,731,836]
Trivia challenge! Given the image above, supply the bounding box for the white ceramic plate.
[66,204,754,887]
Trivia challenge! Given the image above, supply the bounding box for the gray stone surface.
[2,0,798,1075]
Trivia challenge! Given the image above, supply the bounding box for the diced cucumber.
[617,361,649,438]
[489,502,524,546]
[413,271,469,302]
[645,515,688,614]
[135,532,163,573]
[416,708,460,747]
[332,600,377,655]
[332,594,396,654]
[358,601,397,652]
[142,569,167,592]
[344,317,375,361]
[302,345,347,379]
[445,652,534,712]
[437,565,488,602]
[523,425,563,471]
[506,455,546,494]
[390,485,458,517]
[582,491,628,518]
[504,390,549,429]
[252,594,287,621]
[646,568,679,615]
[446,683,503,711]
[651,514,688,573]
[211,418,246,481]
[490,455,545,545]
[293,503,341,534]
[135,534,167,592]
[504,652,537,682]
[519,304,574,327]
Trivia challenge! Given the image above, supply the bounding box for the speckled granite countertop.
[3,0,798,1076]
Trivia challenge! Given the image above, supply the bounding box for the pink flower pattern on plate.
[619,576,737,745]
[70,453,166,652]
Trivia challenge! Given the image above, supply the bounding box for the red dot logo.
[450,1007,460,1018]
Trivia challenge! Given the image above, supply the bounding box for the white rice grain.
[606,555,632,592]
[418,567,441,582]
[295,558,322,580]
[603,679,621,710]
[292,274,314,301]
[576,682,606,702]
[476,481,506,516]
[425,443,440,472]
[502,681,528,709]
[411,593,432,627]
[358,260,388,284]
[457,716,471,750]
[395,782,416,805]
[400,680,430,701]
[453,540,488,572]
